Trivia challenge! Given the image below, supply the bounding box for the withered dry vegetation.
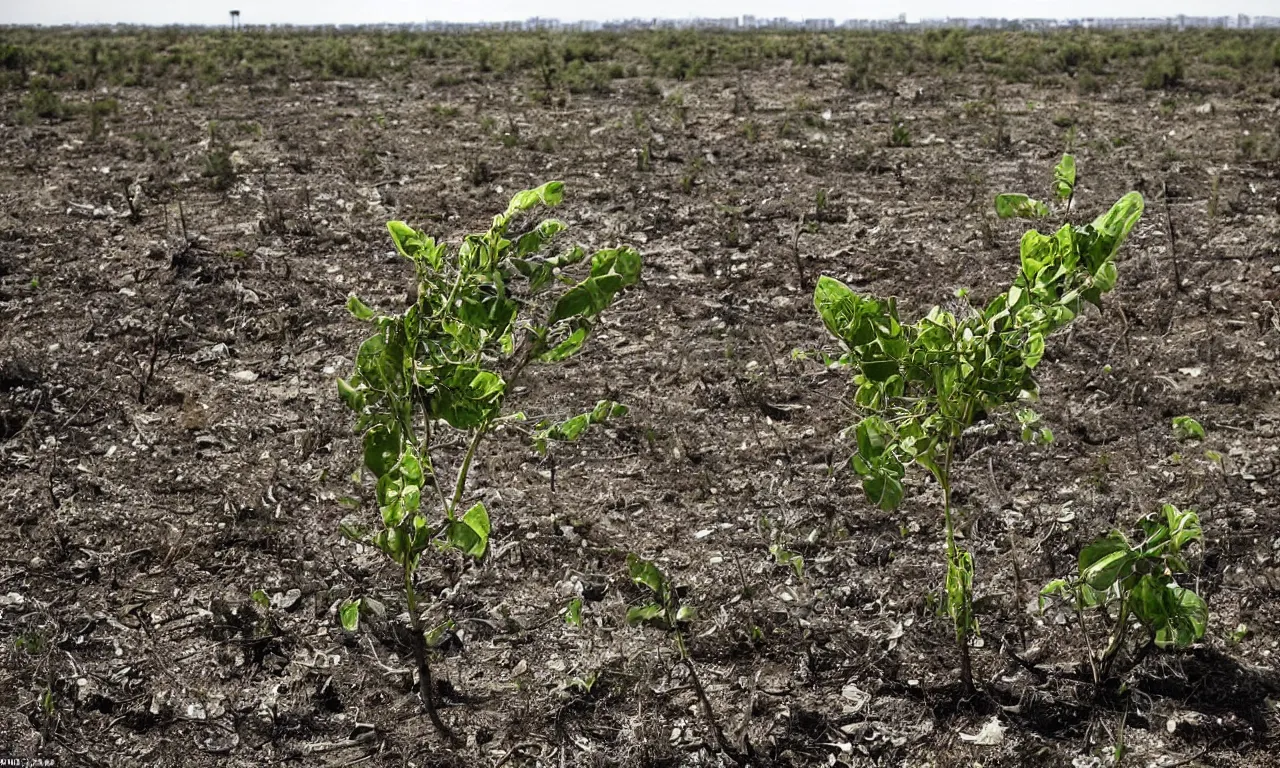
[1,26,1279,767]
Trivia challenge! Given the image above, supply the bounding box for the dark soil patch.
[2,28,1279,768]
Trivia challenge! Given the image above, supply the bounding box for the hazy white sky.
[0,0,1270,26]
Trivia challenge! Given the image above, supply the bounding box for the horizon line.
[5,12,1278,30]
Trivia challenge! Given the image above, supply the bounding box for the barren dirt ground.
[2,33,1280,767]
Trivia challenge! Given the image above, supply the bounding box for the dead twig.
[1161,181,1185,294]
[135,290,184,405]
[301,730,377,755]
[493,741,542,768]
[790,213,807,292]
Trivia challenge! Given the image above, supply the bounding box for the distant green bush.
[1143,52,1184,89]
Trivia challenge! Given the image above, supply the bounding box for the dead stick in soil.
[1002,642,1048,683]
[734,668,760,755]
[301,731,377,755]
[123,179,140,223]
[1161,181,1185,294]
[137,290,183,405]
[681,656,748,766]
[790,213,807,292]
[493,741,542,768]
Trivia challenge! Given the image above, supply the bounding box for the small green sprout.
[1041,504,1207,681]
[1016,408,1054,445]
[626,554,742,761]
[339,598,361,631]
[769,544,805,578]
[565,597,583,627]
[889,117,911,147]
[1172,416,1206,441]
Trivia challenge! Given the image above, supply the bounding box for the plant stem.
[1099,595,1130,679]
[420,420,449,512]
[448,425,488,518]
[403,555,457,743]
[940,437,975,695]
[673,627,744,764]
[1073,587,1102,686]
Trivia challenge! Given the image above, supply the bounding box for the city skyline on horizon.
[4,0,1280,27]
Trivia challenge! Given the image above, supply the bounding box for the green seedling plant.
[1172,415,1205,441]
[1041,504,1207,682]
[889,117,911,147]
[813,155,1142,694]
[995,153,1077,219]
[626,554,743,762]
[338,181,641,741]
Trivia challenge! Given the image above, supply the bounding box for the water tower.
[230,10,240,30]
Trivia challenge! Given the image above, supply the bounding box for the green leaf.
[769,544,805,578]
[813,276,893,348]
[1091,191,1144,247]
[1079,533,1133,591]
[340,599,361,631]
[537,325,591,362]
[1161,504,1203,552]
[346,294,377,321]
[445,501,491,558]
[854,417,892,461]
[546,251,640,326]
[431,367,506,429]
[1133,577,1208,649]
[531,400,629,455]
[944,548,978,634]
[250,589,269,608]
[565,597,583,627]
[627,553,667,597]
[337,377,365,412]
[1039,579,1071,610]
[625,603,664,626]
[1171,416,1205,441]
[362,422,402,478]
[386,220,419,257]
[424,619,456,648]
[508,180,565,214]
[1023,332,1045,369]
[995,193,1049,219]
[355,333,403,393]
[513,218,567,258]
[398,449,424,487]
[676,605,698,623]
[591,246,643,287]
[861,470,904,511]
[1053,154,1076,200]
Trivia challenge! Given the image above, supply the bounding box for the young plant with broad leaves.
[812,156,1143,694]
[626,555,745,762]
[1041,504,1207,682]
[337,182,641,740]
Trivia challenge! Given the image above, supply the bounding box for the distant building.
[408,14,1279,34]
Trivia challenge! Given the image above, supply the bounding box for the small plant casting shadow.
[996,646,1278,746]
[879,678,1000,719]
[1133,647,1279,744]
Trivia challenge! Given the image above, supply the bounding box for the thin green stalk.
[940,433,975,695]
[1099,594,1131,679]
[448,424,488,518]
[420,419,449,512]
[1073,586,1102,685]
